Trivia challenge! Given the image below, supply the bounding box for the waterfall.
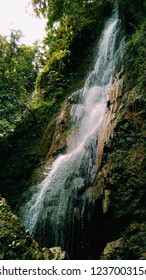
[19,9,125,259]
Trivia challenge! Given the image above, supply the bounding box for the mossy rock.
[0,196,45,260]
[101,237,146,260]
[0,196,69,260]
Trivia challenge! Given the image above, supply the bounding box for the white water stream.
[19,9,125,258]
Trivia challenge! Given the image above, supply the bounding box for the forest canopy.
[0,30,42,134]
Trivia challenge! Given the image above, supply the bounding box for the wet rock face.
[98,77,123,167]
[45,107,70,163]
[96,82,146,259]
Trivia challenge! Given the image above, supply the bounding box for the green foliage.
[124,21,146,92]
[107,0,146,33]
[37,48,71,96]
[34,0,111,100]
[119,0,146,32]
[0,30,41,134]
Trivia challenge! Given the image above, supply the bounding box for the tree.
[31,0,95,27]
[0,30,41,134]
[32,0,112,99]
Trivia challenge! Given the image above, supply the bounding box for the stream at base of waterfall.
[19,9,125,259]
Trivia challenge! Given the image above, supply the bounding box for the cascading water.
[19,9,125,259]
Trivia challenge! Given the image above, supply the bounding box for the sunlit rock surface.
[98,77,123,167]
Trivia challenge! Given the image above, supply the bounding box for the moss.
[124,21,146,92]
[0,196,45,260]
[0,196,70,260]
[101,222,146,260]
[101,237,145,260]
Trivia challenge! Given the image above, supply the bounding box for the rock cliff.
[97,81,146,259]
